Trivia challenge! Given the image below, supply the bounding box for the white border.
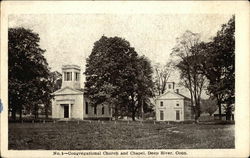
[1,1,249,158]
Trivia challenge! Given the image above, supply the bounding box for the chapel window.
[160,101,163,107]
[176,101,179,106]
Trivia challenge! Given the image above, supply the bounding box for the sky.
[8,14,232,98]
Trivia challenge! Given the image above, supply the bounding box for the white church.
[52,65,112,120]
[155,82,194,121]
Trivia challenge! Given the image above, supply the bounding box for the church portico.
[56,99,75,119]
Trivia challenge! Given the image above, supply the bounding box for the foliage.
[49,71,62,92]
[171,30,207,121]
[8,27,52,120]
[201,98,218,116]
[85,36,154,120]
[200,16,235,120]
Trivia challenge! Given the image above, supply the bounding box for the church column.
[69,104,71,118]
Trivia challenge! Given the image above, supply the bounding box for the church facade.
[155,82,194,122]
[52,65,112,120]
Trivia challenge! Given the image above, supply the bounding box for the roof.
[175,93,191,100]
[52,86,84,95]
[62,65,81,70]
[156,90,191,100]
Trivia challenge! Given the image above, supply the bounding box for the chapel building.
[155,82,194,122]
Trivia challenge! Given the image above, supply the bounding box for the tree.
[85,35,154,121]
[134,56,154,120]
[8,27,52,120]
[42,71,62,118]
[153,61,174,95]
[201,98,218,116]
[49,71,62,92]
[85,36,136,119]
[171,30,207,122]
[200,16,235,120]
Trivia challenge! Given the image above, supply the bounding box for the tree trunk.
[217,99,222,120]
[225,104,232,121]
[131,111,135,121]
[11,107,16,121]
[141,99,144,120]
[45,104,48,119]
[194,102,201,123]
[114,106,118,120]
[19,107,22,120]
[34,104,38,119]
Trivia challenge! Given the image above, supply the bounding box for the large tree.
[200,16,235,120]
[8,27,52,120]
[132,55,154,120]
[171,30,207,122]
[85,36,154,121]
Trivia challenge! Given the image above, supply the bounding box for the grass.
[9,121,234,150]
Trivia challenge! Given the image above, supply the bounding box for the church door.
[64,105,69,118]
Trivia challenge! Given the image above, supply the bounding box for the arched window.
[160,101,163,107]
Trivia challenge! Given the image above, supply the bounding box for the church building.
[155,82,194,122]
[52,65,112,120]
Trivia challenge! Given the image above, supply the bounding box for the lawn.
[9,121,234,150]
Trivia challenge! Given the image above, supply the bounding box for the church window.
[168,84,171,89]
[64,72,72,81]
[75,72,80,81]
[176,101,179,106]
[102,106,105,115]
[160,101,163,107]
[94,106,97,115]
[85,102,88,114]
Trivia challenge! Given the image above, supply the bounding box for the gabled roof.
[52,86,84,95]
[156,90,191,100]
[176,93,191,100]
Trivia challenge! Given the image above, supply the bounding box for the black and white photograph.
[1,1,249,158]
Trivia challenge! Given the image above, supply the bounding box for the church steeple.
[166,82,175,92]
[61,65,81,89]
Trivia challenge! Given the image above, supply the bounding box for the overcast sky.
[9,14,232,97]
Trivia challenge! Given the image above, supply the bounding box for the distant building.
[52,65,112,120]
[213,104,234,120]
[155,82,194,121]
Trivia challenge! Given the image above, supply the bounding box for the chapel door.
[160,110,164,120]
[64,105,69,118]
[176,110,180,120]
